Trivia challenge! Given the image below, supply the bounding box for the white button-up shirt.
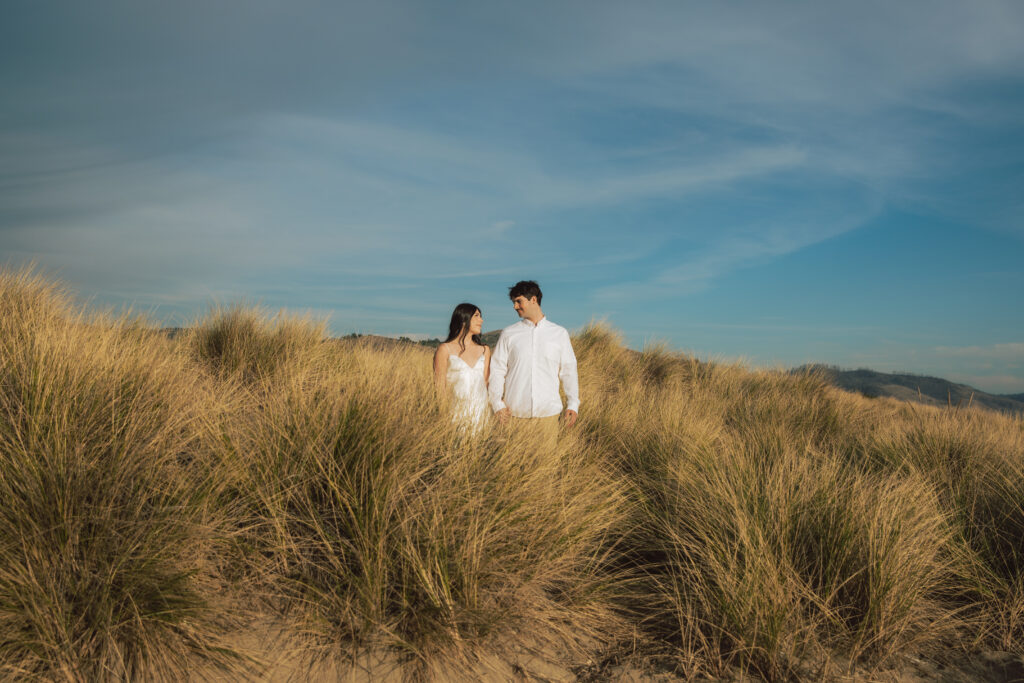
[488,317,580,418]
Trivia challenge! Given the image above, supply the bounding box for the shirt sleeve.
[488,330,509,412]
[559,330,580,412]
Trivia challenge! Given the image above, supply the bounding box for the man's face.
[512,295,539,319]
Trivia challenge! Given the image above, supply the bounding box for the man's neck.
[523,311,545,325]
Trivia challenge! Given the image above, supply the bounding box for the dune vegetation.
[1,267,1022,681]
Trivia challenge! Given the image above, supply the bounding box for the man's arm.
[488,331,509,413]
[559,331,580,421]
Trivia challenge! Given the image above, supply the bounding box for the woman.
[433,303,491,432]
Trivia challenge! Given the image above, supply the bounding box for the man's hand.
[563,409,578,428]
[495,407,511,424]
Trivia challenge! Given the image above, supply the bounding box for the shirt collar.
[521,315,547,328]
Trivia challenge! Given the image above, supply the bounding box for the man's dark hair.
[508,280,542,304]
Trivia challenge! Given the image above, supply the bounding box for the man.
[488,281,579,438]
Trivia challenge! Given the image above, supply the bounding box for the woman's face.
[469,309,483,335]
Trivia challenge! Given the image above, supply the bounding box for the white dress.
[446,352,489,433]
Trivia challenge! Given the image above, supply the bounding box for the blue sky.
[2,1,1023,393]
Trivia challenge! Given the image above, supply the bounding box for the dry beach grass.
[1,267,1023,681]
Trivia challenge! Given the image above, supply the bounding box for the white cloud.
[593,197,881,302]
[488,221,516,238]
[535,146,807,208]
[934,342,1024,362]
[945,374,1024,395]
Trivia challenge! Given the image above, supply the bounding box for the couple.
[432,280,580,437]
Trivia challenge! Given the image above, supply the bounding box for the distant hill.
[801,365,1024,414]
[165,327,502,349]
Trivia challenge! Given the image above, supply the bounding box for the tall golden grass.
[1,267,1022,680]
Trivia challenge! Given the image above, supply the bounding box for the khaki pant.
[509,414,560,450]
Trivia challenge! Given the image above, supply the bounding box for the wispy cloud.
[532,146,807,208]
[593,194,882,303]
[934,342,1024,363]
[945,374,1024,395]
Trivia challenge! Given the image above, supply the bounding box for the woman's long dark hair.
[444,303,483,352]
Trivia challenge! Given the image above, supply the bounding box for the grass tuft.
[0,267,242,681]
